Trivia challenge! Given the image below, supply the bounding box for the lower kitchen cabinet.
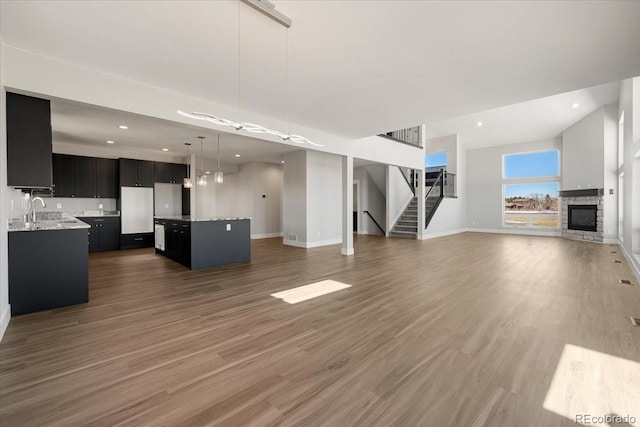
[9,228,89,315]
[161,220,191,267]
[83,217,120,252]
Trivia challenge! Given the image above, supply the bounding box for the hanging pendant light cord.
[217,134,221,172]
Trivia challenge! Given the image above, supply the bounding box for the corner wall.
[0,37,10,340]
[422,134,467,238]
[466,137,562,235]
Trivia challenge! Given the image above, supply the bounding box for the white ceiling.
[425,81,621,149]
[51,99,297,165]
[2,1,639,139]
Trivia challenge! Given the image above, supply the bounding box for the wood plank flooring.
[1,233,639,426]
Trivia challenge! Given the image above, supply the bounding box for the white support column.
[385,165,391,236]
[417,124,428,239]
[189,153,197,220]
[342,155,354,255]
[417,168,426,239]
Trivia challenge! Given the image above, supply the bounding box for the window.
[425,152,447,168]
[503,150,559,179]
[503,150,560,229]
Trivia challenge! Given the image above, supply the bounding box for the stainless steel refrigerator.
[121,187,154,234]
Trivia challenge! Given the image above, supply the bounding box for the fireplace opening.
[568,205,598,232]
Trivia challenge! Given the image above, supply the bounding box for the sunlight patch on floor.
[270,280,352,304]
[543,344,640,426]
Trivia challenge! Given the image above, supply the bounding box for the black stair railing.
[397,166,415,195]
[425,168,445,228]
[363,210,385,234]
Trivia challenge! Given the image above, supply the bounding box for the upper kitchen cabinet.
[119,158,154,187]
[74,156,97,198]
[52,154,118,198]
[95,158,118,198]
[154,162,189,184]
[6,92,53,188]
[171,163,188,184]
[154,162,171,183]
[52,154,76,197]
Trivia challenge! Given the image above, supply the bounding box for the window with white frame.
[503,150,560,228]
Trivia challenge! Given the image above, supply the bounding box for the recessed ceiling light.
[162,148,169,152]
[205,171,211,174]
[572,102,580,109]
[281,160,285,163]
[119,125,128,129]
[477,122,483,127]
[106,140,115,144]
[234,154,241,157]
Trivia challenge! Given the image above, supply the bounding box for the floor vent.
[614,260,623,263]
[631,317,640,327]
[620,279,634,285]
[611,251,617,254]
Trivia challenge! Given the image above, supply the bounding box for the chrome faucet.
[31,197,47,223]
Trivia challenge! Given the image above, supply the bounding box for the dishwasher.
[154,223,165,251]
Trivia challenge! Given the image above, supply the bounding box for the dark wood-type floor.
[1,233,639,426]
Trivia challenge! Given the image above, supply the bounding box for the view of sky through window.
[425,152,447,168]
[504,150,559,179]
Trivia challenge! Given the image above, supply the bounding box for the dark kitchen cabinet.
[9,228,88,315]
[182,188,190,216]
[53,154,118,198]
[159,220,191,268]
[95,158,118,198]
[74,156,97,198]
[52,154,76,197]
[171,163,188,184]
[6,92,53,188]
[83,217,120,252]
[120,158,154,187]
[154,162,171,183]
[154,162,188,184]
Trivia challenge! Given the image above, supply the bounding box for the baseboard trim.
[0,305,10,342]
[418,228,467,240]
[467,228,561,237]
[283,238,342,249]
[616,240,640,285]
[251,232,283,240]
[341,248,355,256]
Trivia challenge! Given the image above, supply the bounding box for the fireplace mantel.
[558,189,604,197]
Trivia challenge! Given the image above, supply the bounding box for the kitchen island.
[8,213,90,315]
[154,216,250,270]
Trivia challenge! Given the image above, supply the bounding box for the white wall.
[562,108,606,190]
[154,184,182,217]
[618,77,640,281]
[196,161,283,238]
[603,104,619,240]
[2,44,422,170]
[423,134,467,237]
[0,38,11,340]
[354,165,386,235]
[306,151,342,246]
[466,138,562,234]
[561,104,620,241]
[54,141,187,164]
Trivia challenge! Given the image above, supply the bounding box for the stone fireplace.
[560,189,604,242]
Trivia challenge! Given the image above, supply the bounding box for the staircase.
[389,170,446,239]
[389,197,418,238]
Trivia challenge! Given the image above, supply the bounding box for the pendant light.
[175,2,323,147]
[197,136,207,186]
[183,143,193,188]
[214,133,224,184]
